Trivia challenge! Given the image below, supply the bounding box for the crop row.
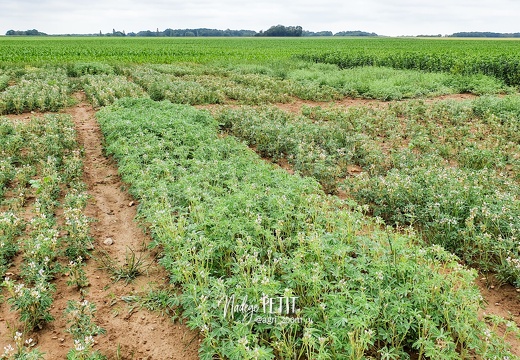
[122,65,341,105]
[0,68,72,114]
[0,61,512,114]
[2,37,520,89]
[81,74,148,107]
[288,63,512,100]
[97,98,518,359]
[1,37,520,70]
[302,48,520,87]
[216,96,520,288]
[0,115,104,359]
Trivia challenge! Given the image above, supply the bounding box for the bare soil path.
[0,94,200,360]
[477,277,520,356]
[195,93,478,115]
[62,92,200,360]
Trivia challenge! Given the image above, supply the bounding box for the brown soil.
[276,93,478,114]
[195,93,478,115]
[275,97,386,114]
[0,94,200,360]
[477,277,520,356]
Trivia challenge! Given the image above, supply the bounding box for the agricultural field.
[1,37,520,359]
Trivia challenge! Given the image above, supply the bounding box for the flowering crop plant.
[97,98,519,359]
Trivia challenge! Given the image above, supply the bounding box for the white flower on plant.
[74,339,85,352]
[376,271,384,280]
[14,283,24,295]
[30,289,41,299]
[3,344,14,356]
[238,337,249,347]
[84,335,94,345]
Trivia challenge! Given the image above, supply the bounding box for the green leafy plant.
[63,191,94,261]
[96,247,149,284]
[65,300,106,360]
[0,331,44,360]
[3,277,55,331]
[0,68,72,114]
[96,98,518,359]
[0,211,23,276]
[122,288,180,318]
[66,257,90,290]
[81,74,147,107]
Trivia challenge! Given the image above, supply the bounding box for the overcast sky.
[1,0,519,36]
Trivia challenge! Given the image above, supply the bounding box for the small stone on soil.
[104,237,114,245]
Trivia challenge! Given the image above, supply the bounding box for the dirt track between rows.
[0,93,200,360]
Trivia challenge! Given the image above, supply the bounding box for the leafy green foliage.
[0,68,72,114]
[288,64,510,100]
[66,62,114,77]
[96,247,149,284]
[122,288,180,317]
[0,211,23,276]
[0,74,9,92]
[218,106,350,193]
[63,191,93,260]
[300,41,520,86]
[96,98,517,359]
[0,331,44,360]
[349,162,520,279]
[3,277,55,331]
[65,300,106,360]
[0,113,92,351]
[80,74,147,107]
[218,96,520,288]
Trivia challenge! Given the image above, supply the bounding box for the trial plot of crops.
[1,37,520,359]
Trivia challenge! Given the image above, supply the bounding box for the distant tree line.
[415,34,443,38]
[5,29,47,36]
[5,26,380,37]
[6,28,520,38]
[255,25,303,37]
[448,32,520,38]
[302,30,333,37]
[333,31,378,37]
[126,28,257,37]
